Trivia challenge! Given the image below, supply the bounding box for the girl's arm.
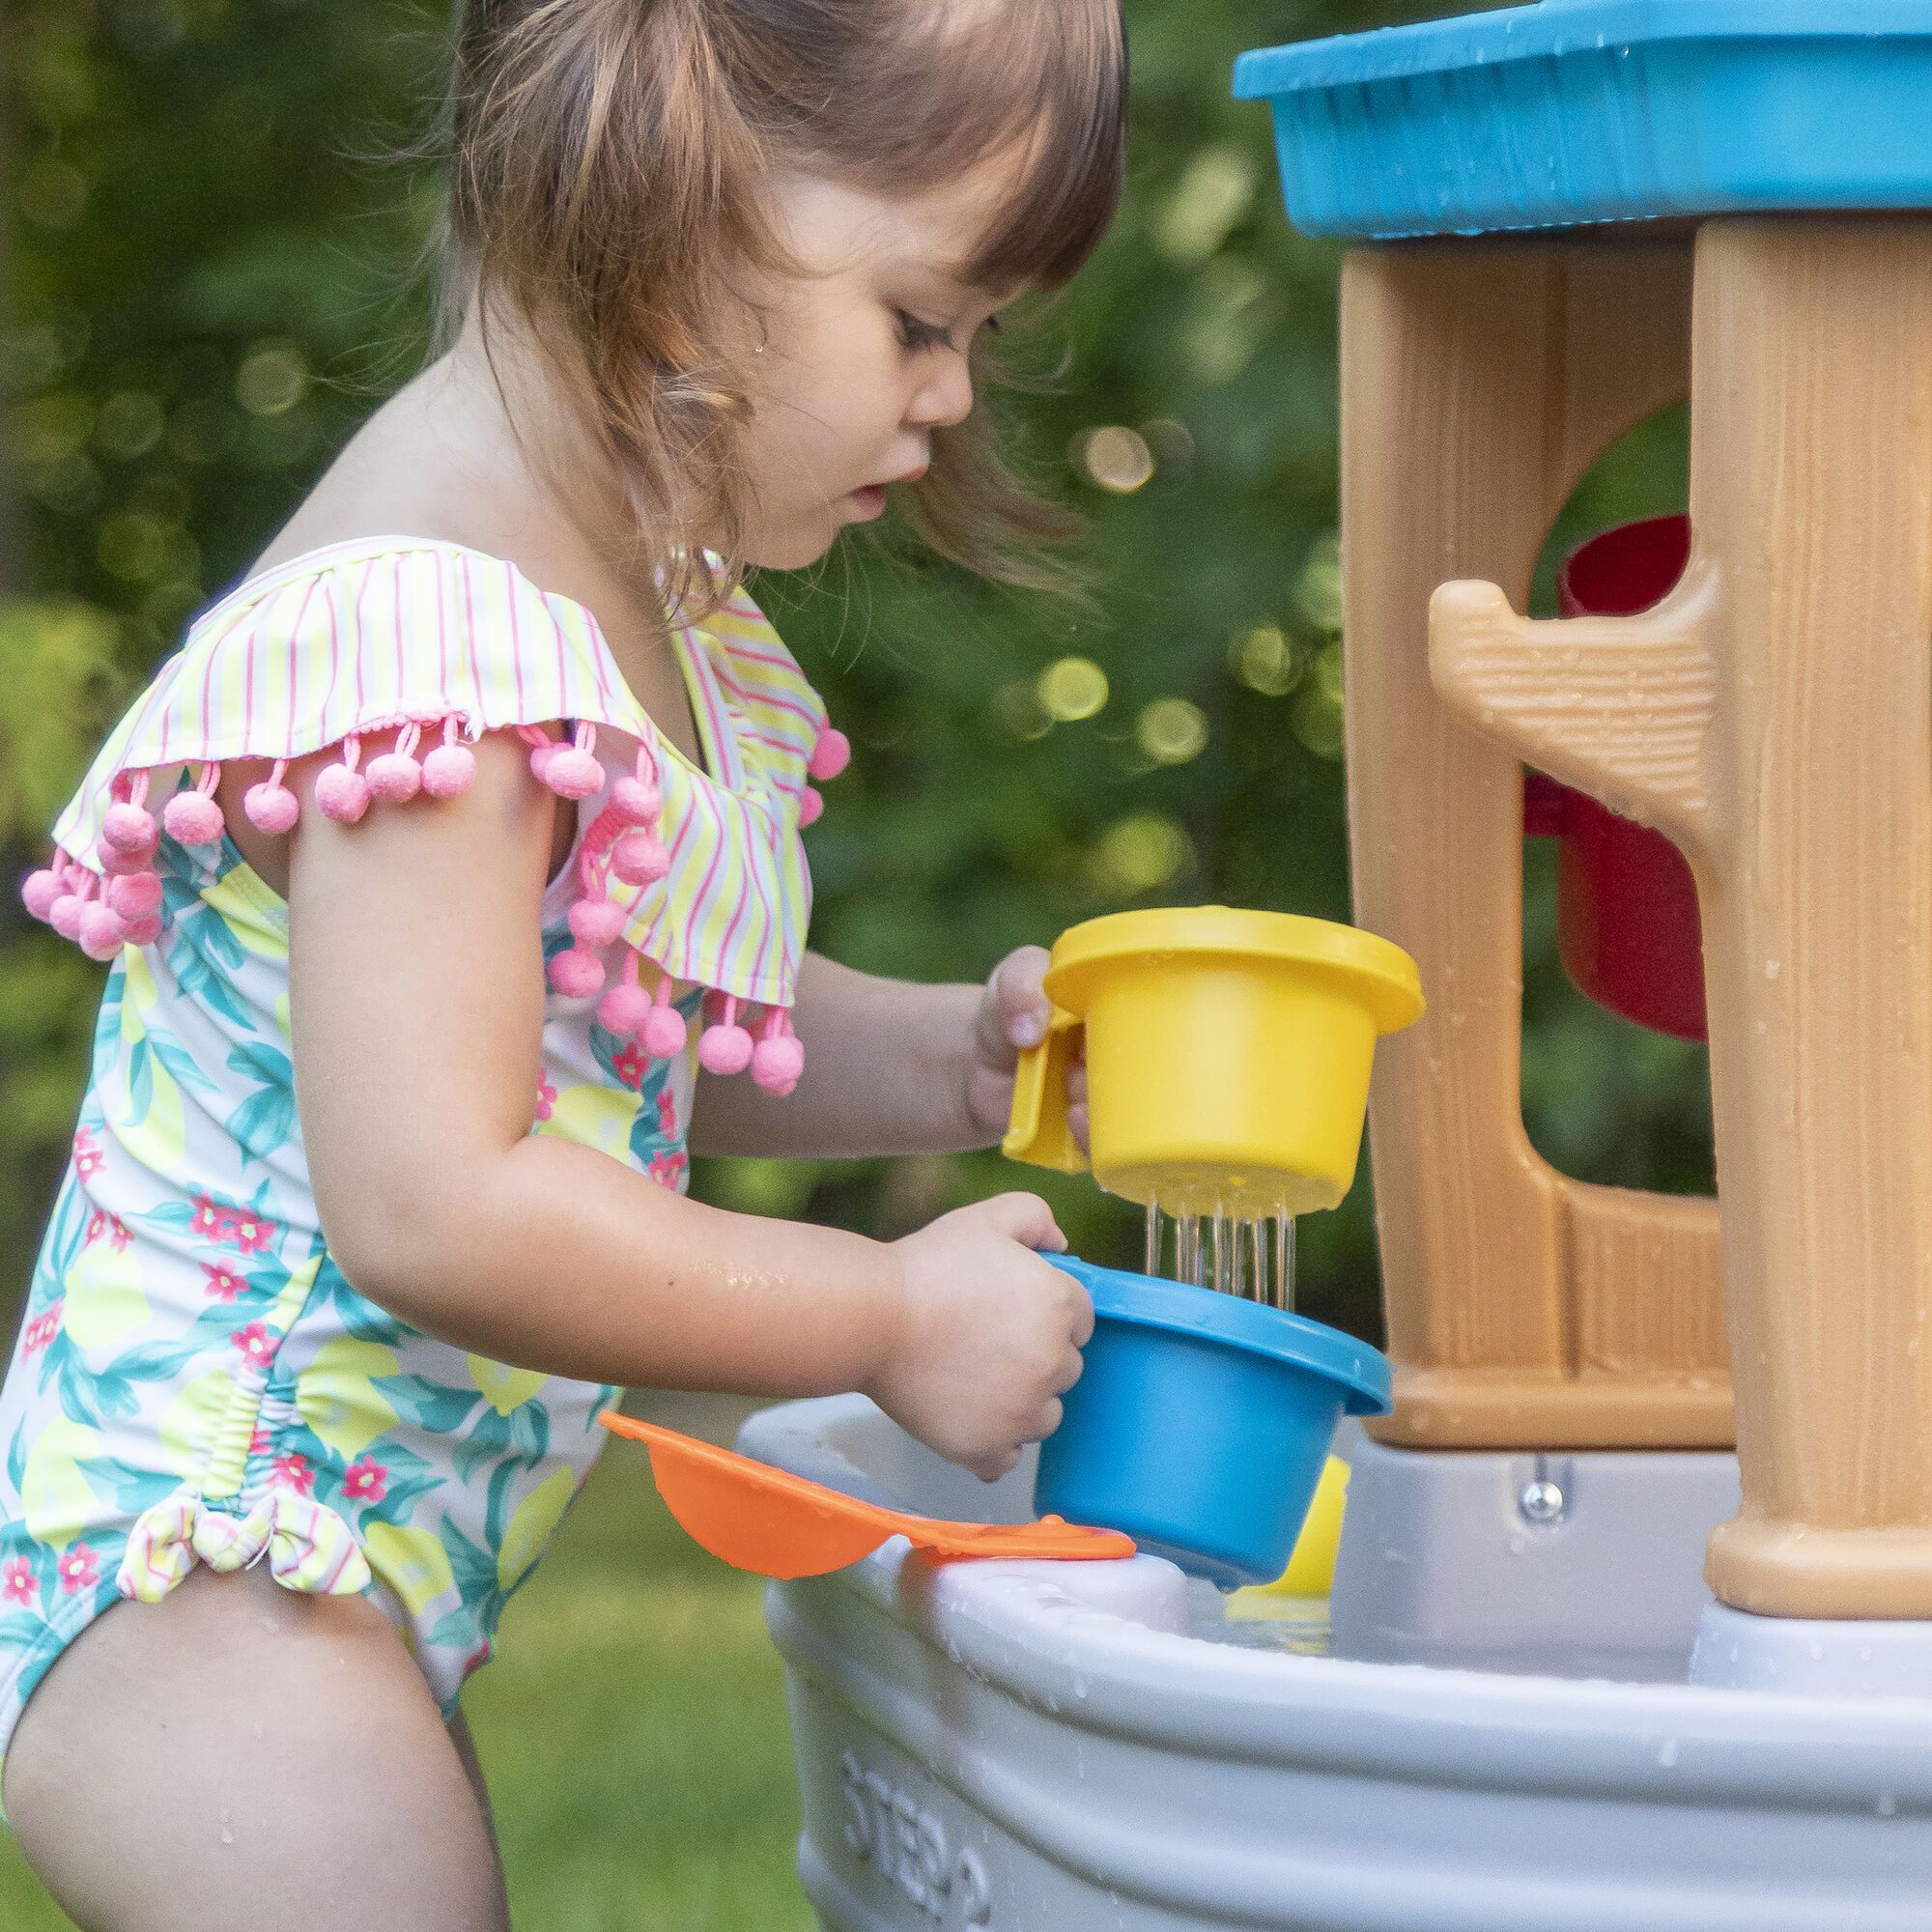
[289,729,1088,1474]
[688,948,1078,1159]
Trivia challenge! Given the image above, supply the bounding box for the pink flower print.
[22,1300,64,1358]
[72,1126,103,1179]
[656,1087,678,1137]
[248,1424,275,1456]
[201,1261,248,1302]
[462,1643,493,1681]
[646,1150,688,1190]
[269,1454,314,1496]
[231,1321,275,1368]
[85,1210,132,1252]
[223,1208,275,1257]
[191,1192,226,1239]
[611,1044,647,1092]
[343,1456,388,1504]
[57,1543,99,1596]
[2,1556,36,1606]
[535,1076,556,1124]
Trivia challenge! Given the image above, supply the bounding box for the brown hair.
[430,0,1128,622]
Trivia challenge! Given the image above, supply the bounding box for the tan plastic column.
[1342,237,1729,1451]
[1433,217,1932,1617]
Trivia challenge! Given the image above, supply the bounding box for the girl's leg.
[3,1563,510,1932]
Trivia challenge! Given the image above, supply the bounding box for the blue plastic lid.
[1047,1254,1392,1417]
[1233,0,1932,239]
[1233,0,1932,99]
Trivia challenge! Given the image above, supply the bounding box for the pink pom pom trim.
[547,948,607,999]
[639,974,687,1059]
[698,996,754,1076]
[422,720,475,800]
[78,902,128,961]
[21,866,63,923]
[751,1009,805,1096]
[569,896,625,949]
[808,725,851,782]
[101,803,157,857]
[120,910,163,948]
[611,829,670,887]
[161,764,225,848]
[597,957,653,1036]
[315,737,371,824]
[244,760,300,836]
[540,723,604,801]
[366,724,424,804]
[107,870,162,920]
[798,786,825,828]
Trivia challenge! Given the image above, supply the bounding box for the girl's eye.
[895,310,956,355]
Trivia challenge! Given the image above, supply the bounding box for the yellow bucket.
[1003,907,1423,1215]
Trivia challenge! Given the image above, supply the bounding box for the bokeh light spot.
[1037,656,1109,723]
[1137,697,1208,765]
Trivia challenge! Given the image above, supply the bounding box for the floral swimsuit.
[0,535,843,1782]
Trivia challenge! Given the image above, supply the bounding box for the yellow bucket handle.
[1002,1008,1088,1174]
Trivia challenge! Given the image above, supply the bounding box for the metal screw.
[1518,1477,1566,1525]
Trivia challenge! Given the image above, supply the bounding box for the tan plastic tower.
[1344,217,1932,1619]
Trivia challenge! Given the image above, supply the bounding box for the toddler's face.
[736,166,1019,568]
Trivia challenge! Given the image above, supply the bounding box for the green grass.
[0,1447,817,1931]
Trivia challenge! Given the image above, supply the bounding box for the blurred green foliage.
[2,0,1708,1340]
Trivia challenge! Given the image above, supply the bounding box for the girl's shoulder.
[24,537,846,1009]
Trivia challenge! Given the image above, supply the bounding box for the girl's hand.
[868,1194,1093,1482]
[964,945,1088,1149]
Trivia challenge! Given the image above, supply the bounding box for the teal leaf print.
[74,1458,183,1516]
[226,1087,297,1164]
[375,1375,483,1437]
[439,1518,500,1606]
[0,1612,51,1648]
[167,941,254,1029]
[127,1037,154,1122]
[6,1424,26,1493]
[148,1034,218,1098]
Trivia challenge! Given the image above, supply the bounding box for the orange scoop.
[599,1412,1135,1579]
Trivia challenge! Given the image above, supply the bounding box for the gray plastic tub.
[743,1396,1932,1931]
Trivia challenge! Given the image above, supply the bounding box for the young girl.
[0,1,1126,1922]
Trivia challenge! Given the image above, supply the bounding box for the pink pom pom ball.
[610,830,671,886]
[107,870,162,920]
[611,774,661,825]
[527,738,564,782]
[546,948,607,999]
[314,765,371,824]
[422,743,476,799]
[100,841,152,877]
[798,786,825,828]
[365,751,423,804]
[49,893,87,942]
[569,897,626,948]
[101,802,159,856]
[698,1021,755,1076]
[120,910,163,948]
[243,781,300,836]
[162,790,225,848]
[541,746,605,801]
[20,868,63,922]
[808,726,851,782]
[597,981,652,1036]
[639,1005,689,1059]
[753,1032,806,1096]
[78,902,128,961]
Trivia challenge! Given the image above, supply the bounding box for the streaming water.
[1143,1200,1296,1310]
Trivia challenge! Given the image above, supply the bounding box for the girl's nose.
[907,355,975,431]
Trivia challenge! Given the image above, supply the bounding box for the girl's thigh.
[3,1564,508,1932]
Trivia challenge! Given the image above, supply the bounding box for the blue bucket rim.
[1047,1255,1392,1417]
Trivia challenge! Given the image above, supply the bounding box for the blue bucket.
[1036,1257,1392,1590]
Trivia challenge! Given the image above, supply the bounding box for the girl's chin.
[744,508,866,571]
